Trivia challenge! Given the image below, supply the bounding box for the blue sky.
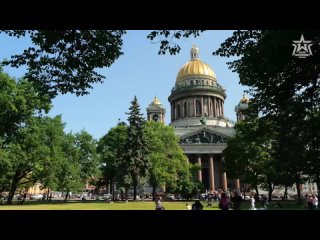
[0,30,247,140]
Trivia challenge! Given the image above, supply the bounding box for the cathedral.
[146,45,249,193]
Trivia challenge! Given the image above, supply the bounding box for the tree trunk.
[267,181,273,202]
[64,190,69,202]
[46,188,50,201]
[6,176,20,205]
[296,182,302,204]
[254,185,259,200]
[120,188,124,201]
[152,184,157,201]
[133,183,137,201]
[110,178,114,201]
[7,173,21,205]
[284,185,288,200]
[125,188,128,201]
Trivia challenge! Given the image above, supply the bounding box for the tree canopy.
[124,96,151,200]
[1,30,125,98]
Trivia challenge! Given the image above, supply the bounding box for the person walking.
[312,194,318,210]
[155,196,164,210]
[192,200,203,210]
[219,192,229,210]
[231,191,242,210]
[250,195,256,210]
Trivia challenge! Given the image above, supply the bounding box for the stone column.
[201,96,204,117]
[210,97,213,117]
[193,97,196,117]
[214,97,217,117]
[235,179,240,191]
[186,155,189,164]
[222,172,227,192]
[221,100,224,116]
[208,97,211,117]
[197,155,202,182]
[207,97,210,117]
[209,155,215,192]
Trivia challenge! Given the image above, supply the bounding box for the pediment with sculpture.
[179,130,226,144]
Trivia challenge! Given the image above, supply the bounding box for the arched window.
[190,80,194,85]
[196,80,199,85]
[183,102,187,118]
[206,81,208,85]
[196,100,201,117]
[177,104,181,118]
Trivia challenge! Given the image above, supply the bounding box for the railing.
[171,84,226,95]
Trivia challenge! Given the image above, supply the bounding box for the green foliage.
[1,30,126,98]
[74,130,99,180]
[0,139,11,190]
[0,68,51,141]
[97,123,127,194]
[57,130,98,195]
[215,30,320,196]
[223,118,276,189]
[124,96,151,199]
[147,30,205,55]
[144,121,195,197]
[3,116,67,203]
[57,133,82,193]
[125,96,151,177]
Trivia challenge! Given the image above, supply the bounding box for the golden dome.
[152,96,161,105]
[176,45,217,83]
[240,93,249,104]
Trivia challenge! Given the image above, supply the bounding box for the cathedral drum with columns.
[167,45,242,193]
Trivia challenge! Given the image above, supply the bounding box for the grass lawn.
[0,200,305,210]
[0,200,216,210]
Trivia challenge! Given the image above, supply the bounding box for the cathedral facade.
[147,45,247,193]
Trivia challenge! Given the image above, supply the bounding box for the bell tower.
[146,96,166,123]
[235,92,249,122]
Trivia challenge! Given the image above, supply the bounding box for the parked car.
[30,194,43,200]
[102,194,112,200]
[164,194,175,201]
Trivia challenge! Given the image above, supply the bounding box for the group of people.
[155,197,204,210]
[155,191,245,210]
[17,192,27,205]
[217,191,243,210]
[305,194,318,210]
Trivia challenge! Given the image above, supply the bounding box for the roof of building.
[176,45,217,84]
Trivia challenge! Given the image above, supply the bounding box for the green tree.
[1,30,125,98]
[31,115,66,200]
[97,123,127,200]
[0,68,51,141]
[0,139,11,192]
[58,133,81,201]
[74,130,99,181]
[58,131,98,202]
[0,30,206,98]
[215,30,320,200]
[5,116,64,204]
[149,31,320,196]
[124,96,151,200]
[144,121,195,199]
[223,118,276,200]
